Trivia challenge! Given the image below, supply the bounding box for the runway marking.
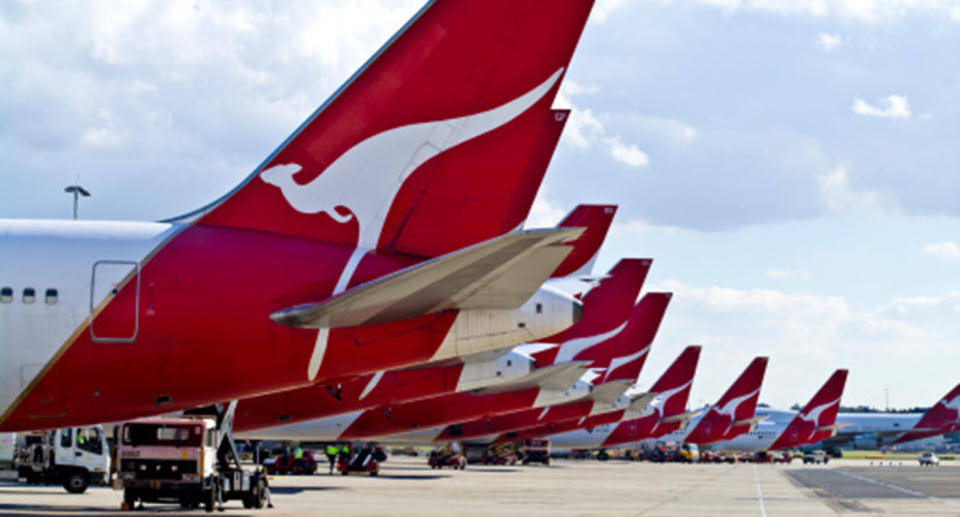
[836,469,960,509]
[752,464,768,517]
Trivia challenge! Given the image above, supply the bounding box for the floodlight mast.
[64,185,90,220]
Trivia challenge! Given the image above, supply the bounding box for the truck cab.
[16,425,110,493]
[118,416,267,511]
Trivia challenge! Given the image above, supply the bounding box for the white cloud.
[659,279,850,323]
[685,0,960,23]
[767,268,813,279]
[817,33,842,51]
[879,291,960,315]
[921,241,960,259]
[817,166,898,215]
[556,86,651,168]
[592,0,627,23]
[524,197,568,229]
[604,136,650,167]
[851,95,912,119]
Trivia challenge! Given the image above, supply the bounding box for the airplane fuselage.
[0,219,576,431]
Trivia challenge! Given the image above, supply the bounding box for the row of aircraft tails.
[2,0,957,461]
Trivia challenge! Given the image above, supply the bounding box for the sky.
[1,0,958,410]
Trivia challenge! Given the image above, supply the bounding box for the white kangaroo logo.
[940,394,960,415]
[712,388,760,432]
[278,67,565,381]
[796,396,840,440]
[554,321,628,364]
[260,67,564,252]
[602,344,650,382]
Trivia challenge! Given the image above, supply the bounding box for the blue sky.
[1,0,958,409]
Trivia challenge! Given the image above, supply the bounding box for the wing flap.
[270,227,582,328]
[590,380,633,404]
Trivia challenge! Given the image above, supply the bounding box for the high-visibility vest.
[326,445,339,455]
[293,447,303,459]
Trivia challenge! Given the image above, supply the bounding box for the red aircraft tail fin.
[769,369,847,450]
[176,1,593,258]
[548,204,617,278]
[597,292,672,382]
[798,369,847,427]
[533,259,652,366]
[651,346,701,418]
[711,356,768,423]
[893,383,960,444]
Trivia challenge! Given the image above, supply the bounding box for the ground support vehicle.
[117,404,269,512]
[10,426,110,493]
[263,449,318,475]
[338,444,381,476]
[919,452,940,466]
[803,450,829,465]
[519,439,550,465]
[428,445,466,470]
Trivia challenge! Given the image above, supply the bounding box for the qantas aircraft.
[522,345,701,450]
[655,356,768,446]
[705,369,848,451]
[432,291,677,444]
[232,244,633,435]
[0,1,597,431]
[236,273,672,442]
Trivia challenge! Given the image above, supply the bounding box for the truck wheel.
[254,478,267,509]
[63,472,89,494]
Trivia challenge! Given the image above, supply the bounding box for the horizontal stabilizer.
[732,415,767,430]
[628,392,657,412]
[590,380,633,404]
[471,361,591,395]
[661,410,700,425]
[815,423,848,434]
[271,227,582,328]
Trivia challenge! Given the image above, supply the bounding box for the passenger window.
[0,287,11,303]
[45,288,58,305]
[77,427,103,455]
[60,428,72,448]
[23,287,36,304]
[536,303,543,314]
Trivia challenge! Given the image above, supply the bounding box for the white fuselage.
[0,219,176,417]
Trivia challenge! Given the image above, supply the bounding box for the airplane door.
[90,260,140,343]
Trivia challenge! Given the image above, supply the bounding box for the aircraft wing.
[271,227,583,328]
[661,410,701,425]
[589,380,633,404]
[627,392,657,412]
[469,361,591,395]
[732,416,768,430]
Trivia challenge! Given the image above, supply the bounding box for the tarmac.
[1,456,958,516]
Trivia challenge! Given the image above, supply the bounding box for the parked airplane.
[892,384,960,445]
[432,291,672,443]
[0,1,596,431]
[656,356,768,446]
[232,239,630,435]
[237,285,671,442]
[704,369,848,451]
[526,345,701,449]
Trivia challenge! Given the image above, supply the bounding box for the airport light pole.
[64,185,91,220]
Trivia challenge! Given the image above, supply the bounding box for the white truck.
[117,412,268,512]
[11,426,111,493]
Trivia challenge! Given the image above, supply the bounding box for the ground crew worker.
[293,445,304,460]
[325,444,339,475]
